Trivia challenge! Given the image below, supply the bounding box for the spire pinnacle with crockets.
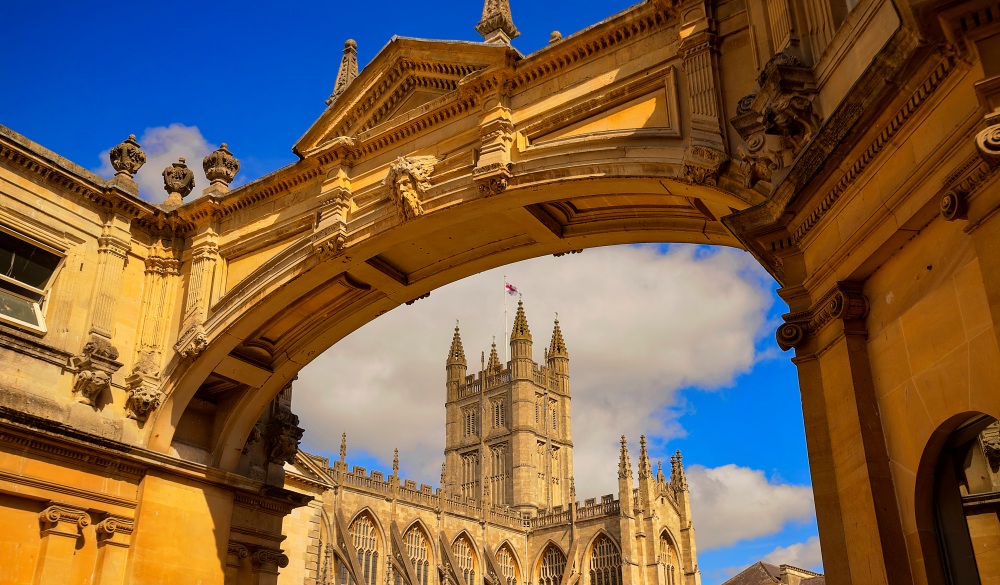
[448,322,466,366]
[326,39,359,105]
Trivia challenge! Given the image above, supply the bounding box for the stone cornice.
[0,126,156,221]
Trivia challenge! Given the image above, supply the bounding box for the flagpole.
[503,275,508,364]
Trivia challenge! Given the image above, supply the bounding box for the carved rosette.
[71,335,123,406]
[776,282,869,351]
[109,134,146,177]
[203,143,241,188]
[383,156,437,221]
[267,405,304,465]
[162,157,195,205]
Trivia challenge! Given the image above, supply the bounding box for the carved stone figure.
[125,383,164,421]
[267,405,304,465]
[73,368,110,406]
[383,156,437,221]
[109,134,146,177]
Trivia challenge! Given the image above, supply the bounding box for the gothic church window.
[492,399,506,429]
[348,514,380,585]
[538,545,566,585]
[0,228,61,331]
[464,408,477,437]
[452,535,478,585]
[658,532,678,585]
[496,545,519,585]
[588,535,621,585]
[404,526,431,585]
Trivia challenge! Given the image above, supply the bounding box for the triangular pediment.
[295,37,517,157]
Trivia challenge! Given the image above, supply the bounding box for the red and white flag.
[505,283,519,296]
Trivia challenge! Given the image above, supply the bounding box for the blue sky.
[2,1,819,582]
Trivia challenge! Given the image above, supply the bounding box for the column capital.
[777,281,869,351]
[39,505,91,538]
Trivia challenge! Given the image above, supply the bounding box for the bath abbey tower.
[279,303,701,585]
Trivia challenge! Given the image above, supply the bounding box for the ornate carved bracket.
[776,282,869,351]
[173,323,208,359]
[474,108,515,196]
[267,403,304,465]
[731,51,820,190]
[70,335,123,406]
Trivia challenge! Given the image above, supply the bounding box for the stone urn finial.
[203,143,240,192]
[109,134,146,178]
[162,157,195,206]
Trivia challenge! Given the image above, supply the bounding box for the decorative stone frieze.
[162,157,195,206]
[383,156,437,221]
[776,282,869,351]
[267,404,304,465]
[203,143,240,191]
[109,134,146,178]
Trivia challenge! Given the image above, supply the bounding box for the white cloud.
[296,244,774,499]
[762,536,823,571]
[96,124,217,202]
[687,464,815,550]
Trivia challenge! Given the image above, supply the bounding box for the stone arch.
[582,531,621,585]
[533,541,569,585]
[493,540,522,585]
[915,411,1000,585]
[401,519,435,585]
[143,170,754,468]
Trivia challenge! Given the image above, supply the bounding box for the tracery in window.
[404,525,431,585]
[588,535,621,585]
[537,544,566,585]
[461,452,479,500]
[496,544,519,585]
[492,399,506,429]
[0,229,61,331]
[489,443,508,506]
[347,514,380,585]
[452,534,478,585]
[658,532,678,585]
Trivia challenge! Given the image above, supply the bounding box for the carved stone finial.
[162,157,195,206]
[549,31,562,43]
[393,448,399,477]
[476,0,519,44]
[327,40,360,105]
[340,432,347,463]
[109,134,146,178]
[203,143,240,190]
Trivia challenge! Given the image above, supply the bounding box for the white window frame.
[0,226,64,333]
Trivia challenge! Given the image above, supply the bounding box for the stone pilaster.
[679,15,728,187]
[779,281,911,585]
[94,516,135,585]
[250,547,289,585]
[35,505,91,583]
[473,92,515,196]
[226,542,250,585]
[126,251,179,420]
[174,235,219,359]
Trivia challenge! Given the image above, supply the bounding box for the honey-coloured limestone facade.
[0,0,999,582]
[280,307,700,585]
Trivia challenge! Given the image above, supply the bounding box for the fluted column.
[679,12,728,186]
[34,505,91,584]
[90,225,131,341]
[94,516,135,585]
[126,251,180,420]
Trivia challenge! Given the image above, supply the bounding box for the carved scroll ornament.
[776,282,869,351]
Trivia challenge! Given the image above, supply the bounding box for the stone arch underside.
[150,171,754,467]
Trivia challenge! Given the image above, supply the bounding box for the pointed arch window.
[464,408,477,437]
[538,545,566,585]
[404,526,431,585]
[588,535,621,585]
[348,515,380,585]
[489,443,508,506]
[452,535,478,585]
[496,545,519,585]
[492,399,506,429]
[658,532,678,585]
[461,452,479,500]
